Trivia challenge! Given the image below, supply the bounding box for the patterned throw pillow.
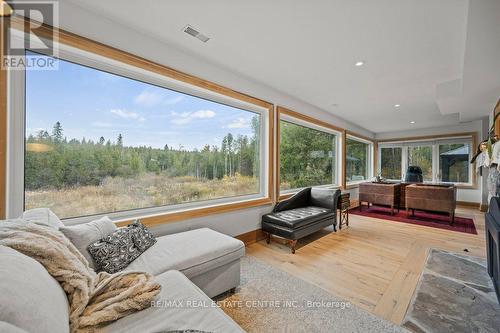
[87,220,156,273]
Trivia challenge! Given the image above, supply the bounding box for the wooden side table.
[337,192,350,229]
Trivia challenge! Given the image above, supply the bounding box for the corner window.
[378,137,473,185]
[346,137,372,183]
[407,145,433,181]
[10,49,270,221]
[438,143,470,183]
[279,117,339,192]
[380,147,402,180]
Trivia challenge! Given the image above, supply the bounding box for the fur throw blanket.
[0,221,161,332]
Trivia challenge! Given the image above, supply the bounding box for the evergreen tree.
[52,122,63,142]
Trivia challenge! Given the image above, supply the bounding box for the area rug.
[350,206,477,234]
[402,249,500,333]
[215,256,408,332]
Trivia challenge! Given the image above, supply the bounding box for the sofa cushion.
[0,246,69,333]
[87,221,156,273]
[60,216,117,269]
[22,208,64,229]
[104,270,244,333]
[126,228,245,278]
[263,206,334,229]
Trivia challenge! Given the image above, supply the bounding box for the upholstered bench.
[261,187,340,253]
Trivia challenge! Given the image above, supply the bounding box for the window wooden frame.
[345,131,375,187]
[377,132,478,189]
[1,15,274,225]
[276,106,343,200]
[0,19,6,219]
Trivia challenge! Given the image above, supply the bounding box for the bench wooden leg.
[265,232,271,244]
[289,240,297,254]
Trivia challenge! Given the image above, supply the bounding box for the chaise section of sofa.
[104,270,244,333]
[126,227,245,298]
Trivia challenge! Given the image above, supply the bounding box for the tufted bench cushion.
[262,206,334,229]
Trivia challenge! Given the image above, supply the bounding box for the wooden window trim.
[0,20,7,219]
[276,106,345,199]
[345,131,375,185]
[1,15,274,225]
[376,132,478,190]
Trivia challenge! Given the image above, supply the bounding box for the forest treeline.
[25,119,260,190]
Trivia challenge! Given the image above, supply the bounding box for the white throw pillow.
[21,208,64,229]
[59,216,117,269]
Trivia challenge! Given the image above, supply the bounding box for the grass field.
[25,173,259,219]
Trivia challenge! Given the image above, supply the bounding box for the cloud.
[134,90,184,107]
[110,109,145,122]
[164,96,184,105]
[91,121,114,128]
[226,117,250,129]
[171,109,216,125]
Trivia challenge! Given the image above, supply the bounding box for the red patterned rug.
[350,205,477,235]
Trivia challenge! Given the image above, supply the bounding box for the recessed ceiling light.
[394,104,401,108]
[355,61,364,67]
[410,121,416,124]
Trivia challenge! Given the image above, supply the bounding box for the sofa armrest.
[272,187,311,212]
[310,188,341,212]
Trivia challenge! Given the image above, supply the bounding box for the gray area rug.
[216,256,408,332]
[402,249,500,333]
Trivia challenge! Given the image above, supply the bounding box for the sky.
[25,52,259,150]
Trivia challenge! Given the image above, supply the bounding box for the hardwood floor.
[246,206,486,325]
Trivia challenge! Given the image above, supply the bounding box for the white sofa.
[0,212,246,333]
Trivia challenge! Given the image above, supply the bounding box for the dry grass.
[25,173,259,219]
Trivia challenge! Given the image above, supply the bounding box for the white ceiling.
[59,0,500,133]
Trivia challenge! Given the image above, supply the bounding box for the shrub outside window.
[279,119,338,191]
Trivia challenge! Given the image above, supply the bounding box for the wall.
[376,118,488,204]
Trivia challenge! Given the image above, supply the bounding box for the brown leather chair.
[405,184,457,224]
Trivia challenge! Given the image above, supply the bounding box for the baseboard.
[349,199,360,209]
[480,203,489,212]
[235,229,265,246]
[352,200,482,211]
[456,201,481,210]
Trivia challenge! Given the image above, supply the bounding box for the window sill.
[278,185,341,201]
[346,180,371,189]
[113,197,273,228]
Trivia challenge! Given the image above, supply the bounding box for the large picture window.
[18,50,269,220]
[378,137,473,185]
[439,143,470,183]
[346,137,372,183]
[407,145,433,181]
[279,117,339,191]
[380,147,402,180]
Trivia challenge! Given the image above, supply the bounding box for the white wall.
[376,118,488,204]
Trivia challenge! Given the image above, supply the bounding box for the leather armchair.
[262,187,341,253]
[405,166,424,183]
